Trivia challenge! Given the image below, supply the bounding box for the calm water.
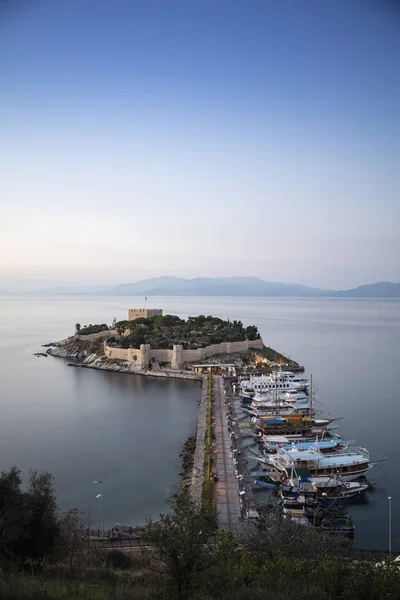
[0,295,399,549]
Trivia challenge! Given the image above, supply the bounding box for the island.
[46,307,301,378]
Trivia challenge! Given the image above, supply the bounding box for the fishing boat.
[252,415,338,437]
[250,465,369,499]
[279,476,355,536]
[267,446,374,483]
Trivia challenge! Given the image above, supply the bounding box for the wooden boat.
[279,477,355,537]
[267,447,374,483]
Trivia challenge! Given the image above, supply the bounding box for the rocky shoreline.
[45,343,202,380]
[179,435,197,493]
[190,377,208,503]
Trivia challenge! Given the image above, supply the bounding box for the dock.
[213,375,252,533]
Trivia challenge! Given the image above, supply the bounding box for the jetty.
[213,375,253,532]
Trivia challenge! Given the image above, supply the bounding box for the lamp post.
[88,494,102,548]
[93,480,104,532]
[388,496,392,554]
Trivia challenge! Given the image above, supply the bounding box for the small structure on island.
[128,308,163,321]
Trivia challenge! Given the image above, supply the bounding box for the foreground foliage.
[0,468,399,599]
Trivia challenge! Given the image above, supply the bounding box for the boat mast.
[309,373,313,416]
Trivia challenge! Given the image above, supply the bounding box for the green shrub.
[104,549,132,570]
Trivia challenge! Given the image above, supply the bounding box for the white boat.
[251,404,313,418]
[276,370,309,387]
[280,389,308,402]
[247,372,309,393]
[251,395,311,410]
[266,446,374,482]
[261,433,344,453]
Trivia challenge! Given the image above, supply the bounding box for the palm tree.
[75,323,81,334]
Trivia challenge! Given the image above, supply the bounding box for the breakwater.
[190,377,208,503]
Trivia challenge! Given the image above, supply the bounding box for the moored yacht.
[248,372,309,392]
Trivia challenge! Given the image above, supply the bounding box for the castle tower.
[172,344,183,370]
[128,308,163,321]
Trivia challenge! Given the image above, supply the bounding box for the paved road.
[214,376,242,533]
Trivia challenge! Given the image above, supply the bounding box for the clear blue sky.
[1,0,399,289]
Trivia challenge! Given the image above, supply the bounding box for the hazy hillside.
[106,276,324,297]
[2,277,399,297]
[106,277,400,297]
[326,281,400,298]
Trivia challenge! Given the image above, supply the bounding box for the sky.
[0,0,399,290]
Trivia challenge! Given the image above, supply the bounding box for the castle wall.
[104,346,131,361]
[104,338,264,369]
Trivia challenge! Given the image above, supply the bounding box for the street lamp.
[88,494,102,547]
[388,496,392,554]
[93,480,104,532]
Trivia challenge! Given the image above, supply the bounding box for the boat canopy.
[264,436,291,443]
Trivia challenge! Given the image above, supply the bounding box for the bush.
[103,549,133,570]
[79,324,109,336]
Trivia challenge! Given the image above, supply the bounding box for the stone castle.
[104,308,264,370]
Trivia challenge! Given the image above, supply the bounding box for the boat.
[252,416,338,438]
[279,475,355,536]
[251,395,310,410]
[267,446,374,483]
[275,370,309,387]
[250,464,369,499]
[279,466,369,498]
[279,389,309,402]
[261,434,345,454]
[247,374,308,393]
[240,386,255,403]
[249,403,314,419]
[251,389,309,403]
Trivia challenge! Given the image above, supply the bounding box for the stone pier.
[213,375,242,532]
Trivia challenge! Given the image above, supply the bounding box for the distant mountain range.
[105,277,400,298]
[1,277,399,297]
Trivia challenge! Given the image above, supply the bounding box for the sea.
[0,295,399,550]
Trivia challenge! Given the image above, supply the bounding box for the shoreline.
[46,344,203,381]
[66,361,203,381]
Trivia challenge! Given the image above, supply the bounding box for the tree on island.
[75,323,81,334]
[110,314,259,350]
